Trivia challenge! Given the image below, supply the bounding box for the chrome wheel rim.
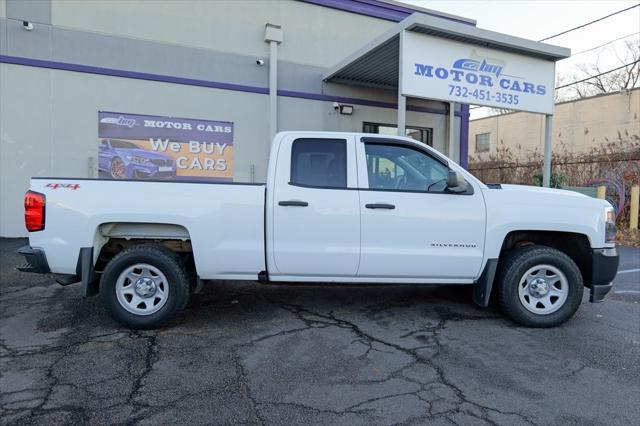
[115,263,169,316]
[111,158,126,179]
[518,264,568,315]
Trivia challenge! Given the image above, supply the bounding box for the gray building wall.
[0,0,464,237]
[468,89,640,160]
[6,0,51,24]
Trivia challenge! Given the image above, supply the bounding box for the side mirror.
[446,169,468,193]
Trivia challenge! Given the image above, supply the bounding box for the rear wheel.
[100,245,190,329]
[498,245,583,328]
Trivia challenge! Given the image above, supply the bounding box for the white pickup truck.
[19,131,619,329]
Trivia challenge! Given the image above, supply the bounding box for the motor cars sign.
[401,31,556,114]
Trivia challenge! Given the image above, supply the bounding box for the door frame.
[266,133,361,278]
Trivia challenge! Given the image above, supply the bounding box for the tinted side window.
[290,138,347,188]
[365,143,448,192]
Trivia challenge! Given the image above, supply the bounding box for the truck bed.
[28,178,266,279]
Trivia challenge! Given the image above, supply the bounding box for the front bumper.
[126,163,176,179]
[17,246,50,274]
[589,247,619,302]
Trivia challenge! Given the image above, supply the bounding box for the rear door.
[269,134,360,277]
[356,138,486,280]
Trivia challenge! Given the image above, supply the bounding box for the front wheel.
[100,245,191,329]
[110,157,126,179]
[498,245,583,328]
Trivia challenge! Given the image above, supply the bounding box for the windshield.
[108,140,140,149]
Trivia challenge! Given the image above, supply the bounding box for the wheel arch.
[93,222,194,274]
[497,230,592,286]
[474,230,593,308]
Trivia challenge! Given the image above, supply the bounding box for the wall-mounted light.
[339,104,353,115]
[22,21,34,31]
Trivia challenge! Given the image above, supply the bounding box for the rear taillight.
[24,191,46,232]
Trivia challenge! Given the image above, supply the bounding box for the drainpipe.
[265,23,283,150]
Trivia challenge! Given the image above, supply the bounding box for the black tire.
[498,245,583,328]
[100,245,191,329]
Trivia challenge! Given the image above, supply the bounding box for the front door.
[356,138,486,280]
[270,135,360,277]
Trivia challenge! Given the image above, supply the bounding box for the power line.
[556,60,639,89]
[468,60,639,109]
[567,32,639,58]
[539,4,640,42]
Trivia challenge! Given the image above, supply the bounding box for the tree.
[485,39,639,115]
[563,39,640,100]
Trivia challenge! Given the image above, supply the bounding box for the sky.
[400,1,640,117]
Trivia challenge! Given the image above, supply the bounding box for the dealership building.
[0,0,568,237]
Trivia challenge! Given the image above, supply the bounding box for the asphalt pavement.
[1,238,638,425]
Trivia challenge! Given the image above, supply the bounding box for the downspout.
[265,23,283,152]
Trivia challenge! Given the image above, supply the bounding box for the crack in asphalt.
[0,286,538,425]
[255,299,539,425]
[124,331,160,423]
[233,352,267,425]
[3,237,639,425]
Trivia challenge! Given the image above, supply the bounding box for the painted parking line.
[617,269,640,275]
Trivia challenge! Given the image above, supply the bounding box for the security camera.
[22,21,34,31]
[333,102,340,110]
[256,59,265,66]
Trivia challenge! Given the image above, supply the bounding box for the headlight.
[604,206,616,243]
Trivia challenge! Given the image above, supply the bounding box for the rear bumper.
[17,245,98,296]
[589,247,619,303]
[17,246,50,274]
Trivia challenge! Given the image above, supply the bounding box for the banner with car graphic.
[98,111,233,181]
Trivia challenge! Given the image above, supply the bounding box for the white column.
[397,95,406,136]
[268,40,278,142]
[542,114,553,187]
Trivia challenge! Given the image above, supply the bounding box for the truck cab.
[266,132,485,283]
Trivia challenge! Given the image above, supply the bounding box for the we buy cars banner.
[98,111,233,181]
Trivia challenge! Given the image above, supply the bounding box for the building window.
[475,133,490,152]
[290,138,347,188]
[363,122,433,146]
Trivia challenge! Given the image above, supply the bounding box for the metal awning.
[323,13,571,90]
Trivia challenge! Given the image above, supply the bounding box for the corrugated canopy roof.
[323,13,571,90]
